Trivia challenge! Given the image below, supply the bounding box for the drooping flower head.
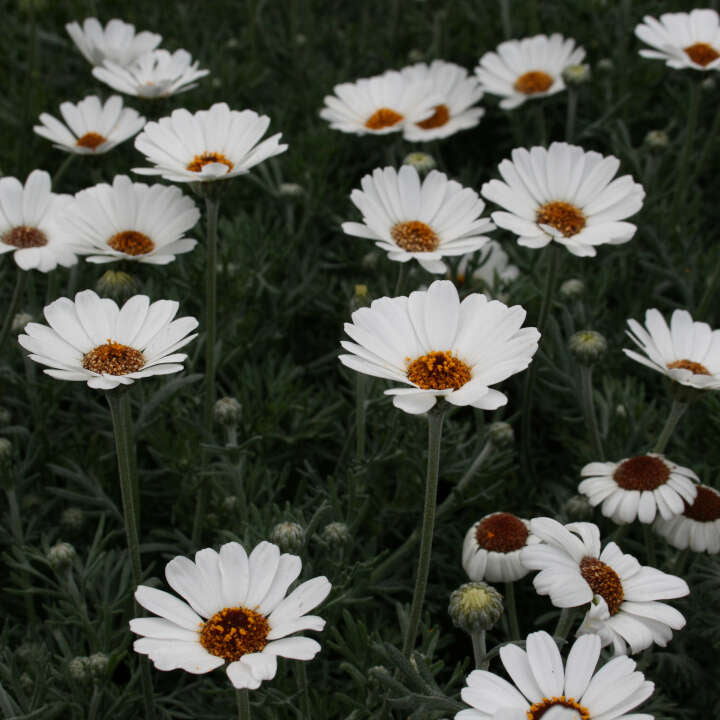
[655,484,720,554]
[339,280,540,415]
[0,170,77,272]
[18,290,198,390]
[131,541,331,689]
[482,142,645,257]
[342,166,494,274]
[475,34,585,110]
[133,103,287,183]
[34,95,146,155]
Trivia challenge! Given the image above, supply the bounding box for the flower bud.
[279,182,303,198]
[350,284,370,312]
[562,64,591,85]
[61,507,85,532]
[19,672,33,691]
[596,58,614,72]
[0,437,13,466]
[0,406,11,426]
[403,151,436,175]
[47,541,75,570]
[11,312,34,334]
[87,652,109,678]
[568,330,607,365]
[68,656,91,681]
[95,270,138,301]
[448,581,504,633]
[407,48,424,63]
[559,278,585,300]
[644,130,669,149]
[321,521,350,544]
[487,421,514,448]
[701,76,716,92]
[214,397,242,426]
[222,495,239,512]
[270,521,305,553]
[564,493,594,521]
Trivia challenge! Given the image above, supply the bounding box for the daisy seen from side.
[131,540,331,689]
[655,484,720,554]
[481,142,645,257]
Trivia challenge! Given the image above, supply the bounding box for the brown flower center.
[475,513,529,553]
[107,230,155,256]
[406,350,471,390]
[82,340,145,376]
[684,42,720,67]
[579,557,624,615]
[390,221,439,252]
[187,152,234,173]
[613,456,670,491]
[416,104,450,129]
[536,201,586,237]
[76,132,107,150]
[683,485,720,522]
[514,70,554,95]
[199,606,270,661]
[2,225,48,249]
[364,107,404,130]
[527,697,590,720]
[667,359,710,375]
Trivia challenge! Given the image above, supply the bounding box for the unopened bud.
[562,64,591,85]
[644,130,669,149]
[214,397,242,426]
[19,672,33,691]
[448,581,504,633]
[61,507,85,532]
[568,330,607,365]
[271,521,305,552]
[596,58,614,72]
[403,152,436,175]
[560,278,585,300]
[0,437,13,464]
[11,312,34,334]
[564,494,594,521]
[68,656,91,681]
[350,284,370,312]
[87,652,109,678]
[95,270,138,300]
[222,496,238,512]
[0,407,11,426]
[487,421,514,448]
[321,521,350,544]
[407,49,424,63]
[279,182,303,198]
[47,541,75,570]
[701,76,716,92]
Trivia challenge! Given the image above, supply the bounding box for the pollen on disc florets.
[82,340,145,376]
[76,132,107,150]
[536,201,586,237]
[527,696,591,720]
[682,485,720,522]
[475,513,529,552]
[667,358,711,375]
[200,606,270,661]
[416,104,450,129]
[613,456,670,491]
[579,556,624,615]
[364,107,404,130]
[406,350,471,390]
[390,221,440,253]
[107,230,155,256]
[2,225,48,249]
[684,42,720,66]
[514,70,554,94]
[187,151,234,173]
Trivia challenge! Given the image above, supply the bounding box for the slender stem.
[579,365,604,459]
[565,88,578,143]
[504,581,520,640]
[696,258,720,320]
[52,154,75,187]
[0,270,27,354]
[674,548,690,576]
[6,489,37,623]
[296,662,311,718]
[236,688,250,720]
[499,0,512,37]
[652,400,687,454]
[355,374,367,461]
[670,79,700,227]
[643,524,657,566]
[471,631,487,670]
[402,404,446,656]
[393,263,406,296]
[553,608,575,640]
[534,103,547,146]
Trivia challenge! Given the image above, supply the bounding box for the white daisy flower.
[339,279,540,415]
[624,308,720,390]
[34,95,146,155]
[635,9,720,71]
[481,142,645,257]
[522,518,689,654]
[319,70,441,135]
[457,241,519,288]
[18,290,198,391]
[462,512,540,583]
[131,541,331,690]
[400,60,484,142]
[475,34,585,110]
[133,102,287,183]
[67,175,199,265]
[456,630,654,720]
[92,49,209,99]
[0,170,77,272]
[655,484,720,554]
[579,454,698,525]
[342,166,494,274]
[65,17,161,67]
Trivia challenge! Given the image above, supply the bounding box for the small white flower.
[482,142,645,257]
[580,454,698,524]
[67,175,199,265]
[133,102,287,183]
[624,308,720,390]
[65,17,161,67]
[456,630,654,720]
[339,280,539,415]
[319,70,441,135]
[18,290,198,390]
[457,241,519,288]
[635,9,720,71]
[342,166,494,274]
[0,170,77,272]
[131,541,331,689]
[34,95,146,155]
[475,34,585,110]
[522,518,689,654]
[400,60,484,142]
[92,49,209,98]
[462,512,539,583]
[655,484,720,554]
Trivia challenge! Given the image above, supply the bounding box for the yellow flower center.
[579,557,624,615]
[199,606,270,661]
[390,221,439,252]
[406,351,471,390]
[514,70,554,95]
[2,225,47,249]
[684,42,720,66]
[613,456,670,491]
[536,201,586,237]
[527,696,590,720]
[187,152,234,173]
[667,359,710,375]
[107,230,155,256]
[82,340,145,376]
[364,107,404,130]
[475,513,529,553]
[416,104,450,129]
[76,132,107,150]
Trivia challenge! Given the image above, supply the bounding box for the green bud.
[278,182,303,198]
[403,152,437,175]
[95,270,138,301]
[87,652,109,678]
[61,507,85,532]
[321,521,350,544]
[270,521,305,553]
[47,541,75,570]
[564,494,594,521]
[488,421,514,448]
[559,278,585,300]
[569,330,607,365]
[448,581,504,633]
[562,64,591,85]
[214,397,242,426]
[644,130,669,149]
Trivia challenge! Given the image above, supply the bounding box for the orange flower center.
[107,230,155,256]
[364,107,404,130]
[684,42,720,66]
[82,340,145,376]
[613,456,670,491]
[579,557,624,615]
[390,220,440,252]
[187,152,234,173]
[536,201,586,237]
[475,513,529,552]
[667,359,710,375]
[76,132,107,150]
[416,104,450,129]
[527,696,590,720]
[200,606,270,661]
[514,70,554,95]
[406,351,471,390]
[2,225,48,249]
[683,485,720,522]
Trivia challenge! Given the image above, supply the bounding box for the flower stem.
[402,404,446,656]
[652,400,687,454]
[670,79,700,228]
[643,524,657,566]
[52,154,75,187]
[296,662,311,718]
[499,0,512,37]
[471,630,487,669]
[355,374,367,461]
[580,365,604,459]
[236,688,250,720]
[393,263,406,296]
[565,87,578,142]
[553,608,576,641]
[0,270,26,355]
[504,581,521,640]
